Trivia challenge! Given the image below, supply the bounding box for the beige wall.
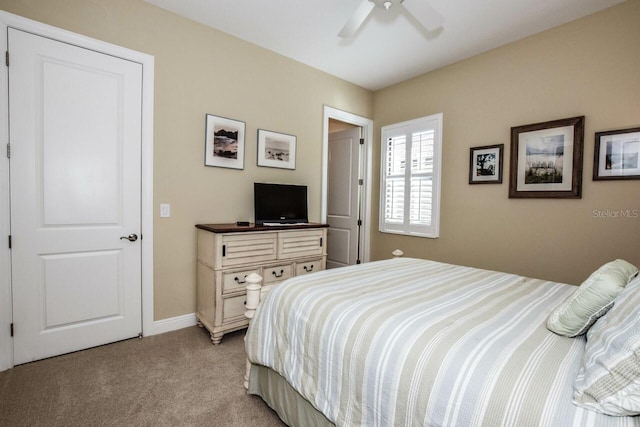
[0,0,373,320]
[371,1,640,284]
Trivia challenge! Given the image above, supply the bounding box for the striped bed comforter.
[245,258,640,426]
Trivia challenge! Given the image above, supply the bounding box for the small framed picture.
[469,144,503,184]
[509,116,584,199]
[204,114,245,170]
[257,129,296,170]
[593,127,640,180]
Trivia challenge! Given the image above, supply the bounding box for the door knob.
[120,233,138,242]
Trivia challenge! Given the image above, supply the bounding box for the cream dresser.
[195,223,328,344]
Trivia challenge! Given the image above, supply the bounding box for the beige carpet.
[0,326,285,426]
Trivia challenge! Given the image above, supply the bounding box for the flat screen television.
[254,183,308,225]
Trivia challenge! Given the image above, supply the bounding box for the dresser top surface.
[196,223,329,233]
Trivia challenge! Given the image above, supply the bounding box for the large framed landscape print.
[204,113,245,170]
[509,116,584,199]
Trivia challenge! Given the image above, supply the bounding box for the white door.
[327,127,362,269]
[9,28,143,364]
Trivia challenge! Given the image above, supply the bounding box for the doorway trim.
[321,106,373,265]
[0,11,155,371]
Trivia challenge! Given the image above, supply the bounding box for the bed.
[244,256,640,426]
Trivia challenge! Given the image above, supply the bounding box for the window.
[379,113,442,238]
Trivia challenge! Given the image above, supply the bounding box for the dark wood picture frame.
[469,144,503,184]
[593,127,640,181]
[509,116,584,199]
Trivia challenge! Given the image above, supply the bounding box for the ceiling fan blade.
[338,0,376,38]
[402,0,444,32]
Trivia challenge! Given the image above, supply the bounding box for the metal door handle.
[120,233,138,242]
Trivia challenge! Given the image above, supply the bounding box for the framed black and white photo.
[204,114,245,170]
[509,116,584,199]
[593,127,640,180]
[257,129,296,169]
[469,144,503,184]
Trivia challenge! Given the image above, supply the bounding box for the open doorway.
[321,106,373,268]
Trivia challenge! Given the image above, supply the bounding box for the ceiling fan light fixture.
[338,0,444,39]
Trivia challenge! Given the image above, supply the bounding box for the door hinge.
[8,235,11,249]
[10,323,13,337]
[359,138,364,145]
[6,143,10,159]
[356,259,361,264]
[5,51,8,67]
[358,179,363,186]
[222,244,226,257]
[357,219,362,226]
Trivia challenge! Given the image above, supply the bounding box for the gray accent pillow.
[573,275,640,415]
[546,259,638,337]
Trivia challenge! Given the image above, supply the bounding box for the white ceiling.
[144,0,624,91]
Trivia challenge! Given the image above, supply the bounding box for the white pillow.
[573,275,640,415]
[546,259,638,337]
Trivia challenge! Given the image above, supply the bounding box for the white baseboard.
[152,313,197,335]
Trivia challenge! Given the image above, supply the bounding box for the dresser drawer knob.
[234,275,247,284]
[303,265,314,272]
[272,269,284,278]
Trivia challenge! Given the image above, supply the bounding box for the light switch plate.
[160,203,171,218]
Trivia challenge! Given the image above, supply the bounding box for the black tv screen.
[254,183,308,225]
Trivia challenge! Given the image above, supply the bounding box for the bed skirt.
[249,363,334,427]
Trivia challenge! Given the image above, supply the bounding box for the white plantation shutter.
[380,114,442,237]
[384,135,406,224]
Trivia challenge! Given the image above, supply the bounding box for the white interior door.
[9,28,143,364]
[327,127,362,269]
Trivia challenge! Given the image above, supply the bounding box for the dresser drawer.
[278,230,325,259]
[221,268,260,294]
[222,294,247,323]
[263,263,293,284]
[220,233,277,267]
[296,258,323,276]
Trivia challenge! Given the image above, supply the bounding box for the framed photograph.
[593,127,640,180]
[204,114,245,169]
[509,116,584,199]
[469,144,503,184]
[257,129,296,169]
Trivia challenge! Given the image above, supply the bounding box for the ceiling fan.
[338,0,444,38]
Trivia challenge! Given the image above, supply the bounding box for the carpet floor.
[0,326,285,426]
